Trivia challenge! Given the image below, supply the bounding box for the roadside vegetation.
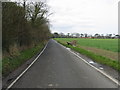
[55,38,120,72]
[2,1,51,77]
[3,43,45,77]
[55,38,118,52]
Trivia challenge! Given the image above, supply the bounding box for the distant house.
[114,35,120,39]
[110,34,120,39]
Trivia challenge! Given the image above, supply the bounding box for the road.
[11,39,118,88]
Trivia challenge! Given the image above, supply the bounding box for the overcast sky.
[11,0,119,35]
[47,0,119,35]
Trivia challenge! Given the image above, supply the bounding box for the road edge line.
[58,42,120,86]
[6,41,49,90]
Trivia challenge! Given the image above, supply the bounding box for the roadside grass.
[2,43,45,77]
[0,60,1,74]
[55,38,118,52]
[55,40,120,72]
[79,46,118,61]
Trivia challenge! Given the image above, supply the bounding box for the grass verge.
[2,43,45,77]
[56,40,120,72]
[54,38,118,52]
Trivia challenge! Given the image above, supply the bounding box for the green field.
[55,38,118,52]
[55,38,120,71]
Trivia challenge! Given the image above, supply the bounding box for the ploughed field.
[55,38,119,61]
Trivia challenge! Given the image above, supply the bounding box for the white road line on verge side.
[57,42,120,86]
[6,41,49,90]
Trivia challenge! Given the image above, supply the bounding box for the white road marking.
[6,40,120,89]
[6,41,49,90]
[58,41,120,86]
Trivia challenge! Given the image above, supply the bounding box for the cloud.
[10,0,118,34]
[48,0,118,34]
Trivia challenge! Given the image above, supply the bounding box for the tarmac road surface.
[11,39,118,88]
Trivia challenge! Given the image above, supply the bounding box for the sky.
[10,0,119,35]
[47,0,119,35]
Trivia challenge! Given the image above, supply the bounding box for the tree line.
[52,32,120,39]
[3,1,51,56]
